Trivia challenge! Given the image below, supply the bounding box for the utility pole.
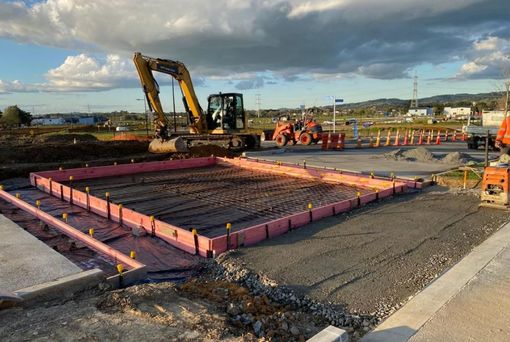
[255,94,261,118]
[410,73,418,108]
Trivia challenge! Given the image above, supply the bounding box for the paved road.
[251,142,498,180]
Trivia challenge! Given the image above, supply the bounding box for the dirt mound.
[384,147,475,165]
[189,144,239,158]
[441,151,471,164]
[0,141,149,164]
[180,279,322,340]
[34,133,97,143]
[384,147,434,162]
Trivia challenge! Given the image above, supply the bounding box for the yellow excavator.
[133,52,260,153]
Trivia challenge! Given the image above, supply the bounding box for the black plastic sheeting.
[0,180,202,281]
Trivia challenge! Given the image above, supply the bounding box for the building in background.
[444,107,471,119]
[406,107,433,116]
[31,117,66,125]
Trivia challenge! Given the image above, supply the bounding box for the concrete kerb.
[361,220,510,342]
[14,269,105,306]
[307,325,349,342]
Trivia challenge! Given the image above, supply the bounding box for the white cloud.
[0,0,508,91]
[457,36,510,78]
[0,53,137,93]
[474,36,503,51]
[45,54,136,90]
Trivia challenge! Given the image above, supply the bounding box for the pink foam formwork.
[30,157,217,183]
[210,236,228,255]
[333,200,352,214]
[360,193,377,204]
[239,224,268,247]
[288,211,312,229]
[219,158,398,190]
[311,205,335,221]
[34,175,206,257]
[266,218,291,238]
[0,189,145,271]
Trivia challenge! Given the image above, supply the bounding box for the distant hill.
[339,92,505,110]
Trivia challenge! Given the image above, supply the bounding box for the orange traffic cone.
[410,130,415,145]
[436,130,441,145]
[426,130,432,144]
[452,131,457,142]
[385,130,391,146]
[444,130,448,142]
[375,130,381,147]
[417,130,423,145]
[394,129,400,146]
[403,129,409,146]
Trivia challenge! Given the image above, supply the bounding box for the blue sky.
[0,0,508,114]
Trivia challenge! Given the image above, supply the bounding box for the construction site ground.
[1,135,508,341]
[225,187,508,319]
[253,141,497,180]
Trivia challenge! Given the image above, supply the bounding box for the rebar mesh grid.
[70,165,371,237]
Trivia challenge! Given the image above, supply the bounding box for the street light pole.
[326,96,343,133]
[333,98,336,133]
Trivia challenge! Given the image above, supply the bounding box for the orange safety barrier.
[330,133,340,149]
[321,133,345,150]
[321,134,329,150]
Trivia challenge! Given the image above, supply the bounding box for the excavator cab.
[206,93,246,133]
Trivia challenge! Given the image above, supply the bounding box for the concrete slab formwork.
[14,157,415,259]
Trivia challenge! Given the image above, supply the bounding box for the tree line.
[0,105,32,127]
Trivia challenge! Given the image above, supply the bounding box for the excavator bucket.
[148,137,188,153]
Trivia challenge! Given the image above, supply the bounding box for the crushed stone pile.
[384,147,475,165]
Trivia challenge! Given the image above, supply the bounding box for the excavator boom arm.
[133,52,205,134]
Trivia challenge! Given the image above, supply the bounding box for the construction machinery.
[480,165,510,209]
[133,52,260,153]
[272,115,323,147]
